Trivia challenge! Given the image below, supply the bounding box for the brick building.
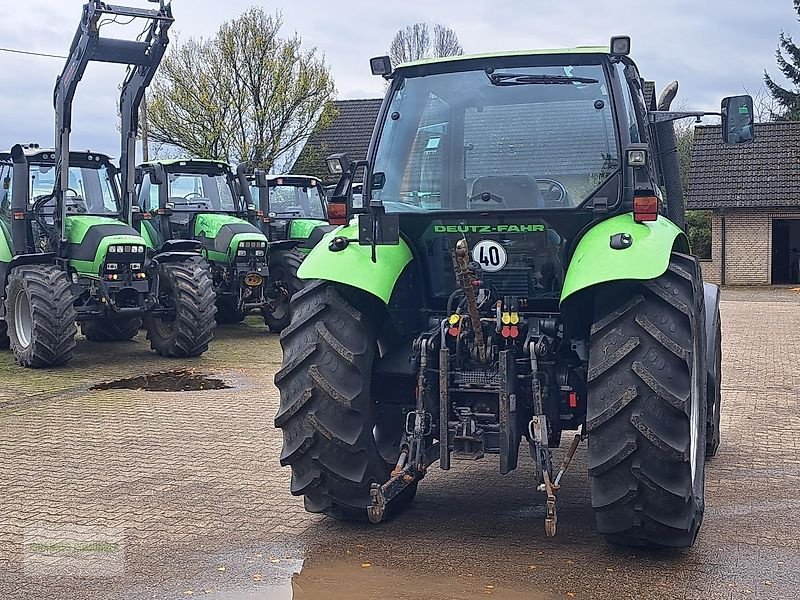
[686,122,800,286]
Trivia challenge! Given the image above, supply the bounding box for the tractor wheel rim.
[154,318,174,339]
[14,290,33,349]
[270,294,289,321]
[690,329,702,494]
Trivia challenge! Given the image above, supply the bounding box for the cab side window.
[0,163,12,220]
[137,173,160,213]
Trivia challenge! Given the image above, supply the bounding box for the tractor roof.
[139,158,231,170]
[0,147,113,164]
[395,46,609,70]
[265,174,322,185]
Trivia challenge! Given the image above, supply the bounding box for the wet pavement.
[0,286,798,599]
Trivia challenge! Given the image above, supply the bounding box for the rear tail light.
[633,195,659,223]
[328,202,348,226]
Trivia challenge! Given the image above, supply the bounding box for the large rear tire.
[4,265,77,368]
[274,280,416,520]
[80,318,141,342]
[263,249,305,333]
[587,253,707,548]
[144,257,217,358]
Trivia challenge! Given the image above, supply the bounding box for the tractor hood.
[288,218,327,240]
[65,215,145,277]
[192,213,266,261]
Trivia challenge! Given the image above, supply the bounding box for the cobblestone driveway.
[0,287,798,599]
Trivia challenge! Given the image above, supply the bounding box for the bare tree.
[744,85,781,122]
[389,22,463,66]
[148,9,336,169]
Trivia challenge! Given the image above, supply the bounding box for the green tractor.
[136,159,295,331]
[0,0,216,368]
[254,174,330,253]
[274,37,754,547]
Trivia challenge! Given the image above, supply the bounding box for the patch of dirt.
[91,369,230,392]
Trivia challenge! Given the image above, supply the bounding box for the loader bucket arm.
[52,0,174,240]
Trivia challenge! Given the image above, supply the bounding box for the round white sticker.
[472,240,507,272]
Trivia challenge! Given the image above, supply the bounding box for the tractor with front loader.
[0,0,216,367]
[274,37,753,547]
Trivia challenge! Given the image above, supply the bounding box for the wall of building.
[700,208,800,286]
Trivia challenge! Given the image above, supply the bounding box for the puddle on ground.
[175,551,557,600]
[91,369,231,392]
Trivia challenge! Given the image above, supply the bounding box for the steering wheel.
[469,191,505,205]
[184,192,203,199]
[536,179,568,205]
[64,188,88,213]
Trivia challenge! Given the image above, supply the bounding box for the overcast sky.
[0,0,796,160]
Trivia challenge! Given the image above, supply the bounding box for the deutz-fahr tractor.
[0,0,216,368]
[253,173,330,253]
[136,159,293,331]
[244,172,333,325]
[274,37,754,547]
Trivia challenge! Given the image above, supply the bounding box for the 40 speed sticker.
[472,240,507,272]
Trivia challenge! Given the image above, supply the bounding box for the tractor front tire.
[144,257,217,358]
[4,265,77,368]
[263,249,305,333]
[587,253,707,548]
[80,318,142,342]
[215,298,245,325]
[274,280,416,520]
[0,319,9,349]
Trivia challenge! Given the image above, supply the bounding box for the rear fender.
[268,239,301,252]
[152,251,205,265]
[560,213,689,304]
[156,239,202,255]
[297,222,413,304]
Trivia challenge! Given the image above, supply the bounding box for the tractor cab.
[1,146,121,223]
[248,174,329,251]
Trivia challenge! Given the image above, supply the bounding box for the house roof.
[291,98,383,183]
[686,122,800,210]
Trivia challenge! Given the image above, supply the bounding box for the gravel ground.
[0,286,798,599]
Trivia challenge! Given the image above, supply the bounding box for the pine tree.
[764,0,800,120]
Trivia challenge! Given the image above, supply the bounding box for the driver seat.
[471,175,544,209]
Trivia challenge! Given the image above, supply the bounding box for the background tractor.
[136,159,292,331]
[245,171,334,327]
[0,0,216,368]
[274,37,753,547]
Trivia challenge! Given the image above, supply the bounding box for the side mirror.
[722,95,755,144]
[150,164,166,185]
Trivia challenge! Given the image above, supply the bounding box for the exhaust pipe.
[10,144,31,255]
[655,81,685,230]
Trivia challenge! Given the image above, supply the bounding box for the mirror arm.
[648,110,721,124]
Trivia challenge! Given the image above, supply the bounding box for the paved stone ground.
[0,287,798,599]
